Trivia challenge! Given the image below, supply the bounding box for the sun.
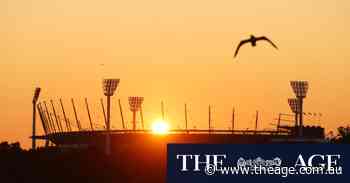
[151,120,169,134]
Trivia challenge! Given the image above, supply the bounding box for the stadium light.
[103,79,119,96]
[32,87,41,150]
[288,98,299,128]
[290,81,309,137]
[102,79,120,155]
[290,81,309,98]
[128,96,144,131]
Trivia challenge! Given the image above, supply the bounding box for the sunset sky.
[1,0,349,148]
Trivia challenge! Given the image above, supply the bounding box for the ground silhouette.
[0,126,349,183]
[0,142,165,183]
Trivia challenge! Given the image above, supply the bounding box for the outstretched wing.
[234,39,251,58]
[256,36,278,49]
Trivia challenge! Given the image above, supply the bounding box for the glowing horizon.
[151,119,170,134]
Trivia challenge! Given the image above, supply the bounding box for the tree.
[337,126,350,143]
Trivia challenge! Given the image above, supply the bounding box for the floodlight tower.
[128,96,144,131]
[290,81,309,137]
[103,79,119,155]
[32,87,41,150]
[288,98,299,128]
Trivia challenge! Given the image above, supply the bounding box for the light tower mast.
[128,96,144,131]
[102,79,120,155]
[32,87,41,150]
[290,81,309,137]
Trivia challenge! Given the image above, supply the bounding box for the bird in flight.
[234,35,278,58]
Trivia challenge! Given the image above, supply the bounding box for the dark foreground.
[1,126,348,183]
[0,142,166,183]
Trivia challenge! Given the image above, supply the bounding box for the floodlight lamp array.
[128,96,144,112]
[288,98,299,113]
[103,79,120,96]
[290,81,309,98]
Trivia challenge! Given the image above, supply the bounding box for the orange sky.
[1,0,349,148]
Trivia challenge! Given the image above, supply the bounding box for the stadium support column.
[118,99,125,130]
[185,103,188,134]
[106,95,111,153]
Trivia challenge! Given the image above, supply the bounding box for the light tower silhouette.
[288,98,300,128]
[290,81,309,137]
[102,79,119,155]
[128,96,144,131]
[32,87,41,150]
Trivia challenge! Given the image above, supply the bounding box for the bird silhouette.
[234,35,278,58]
